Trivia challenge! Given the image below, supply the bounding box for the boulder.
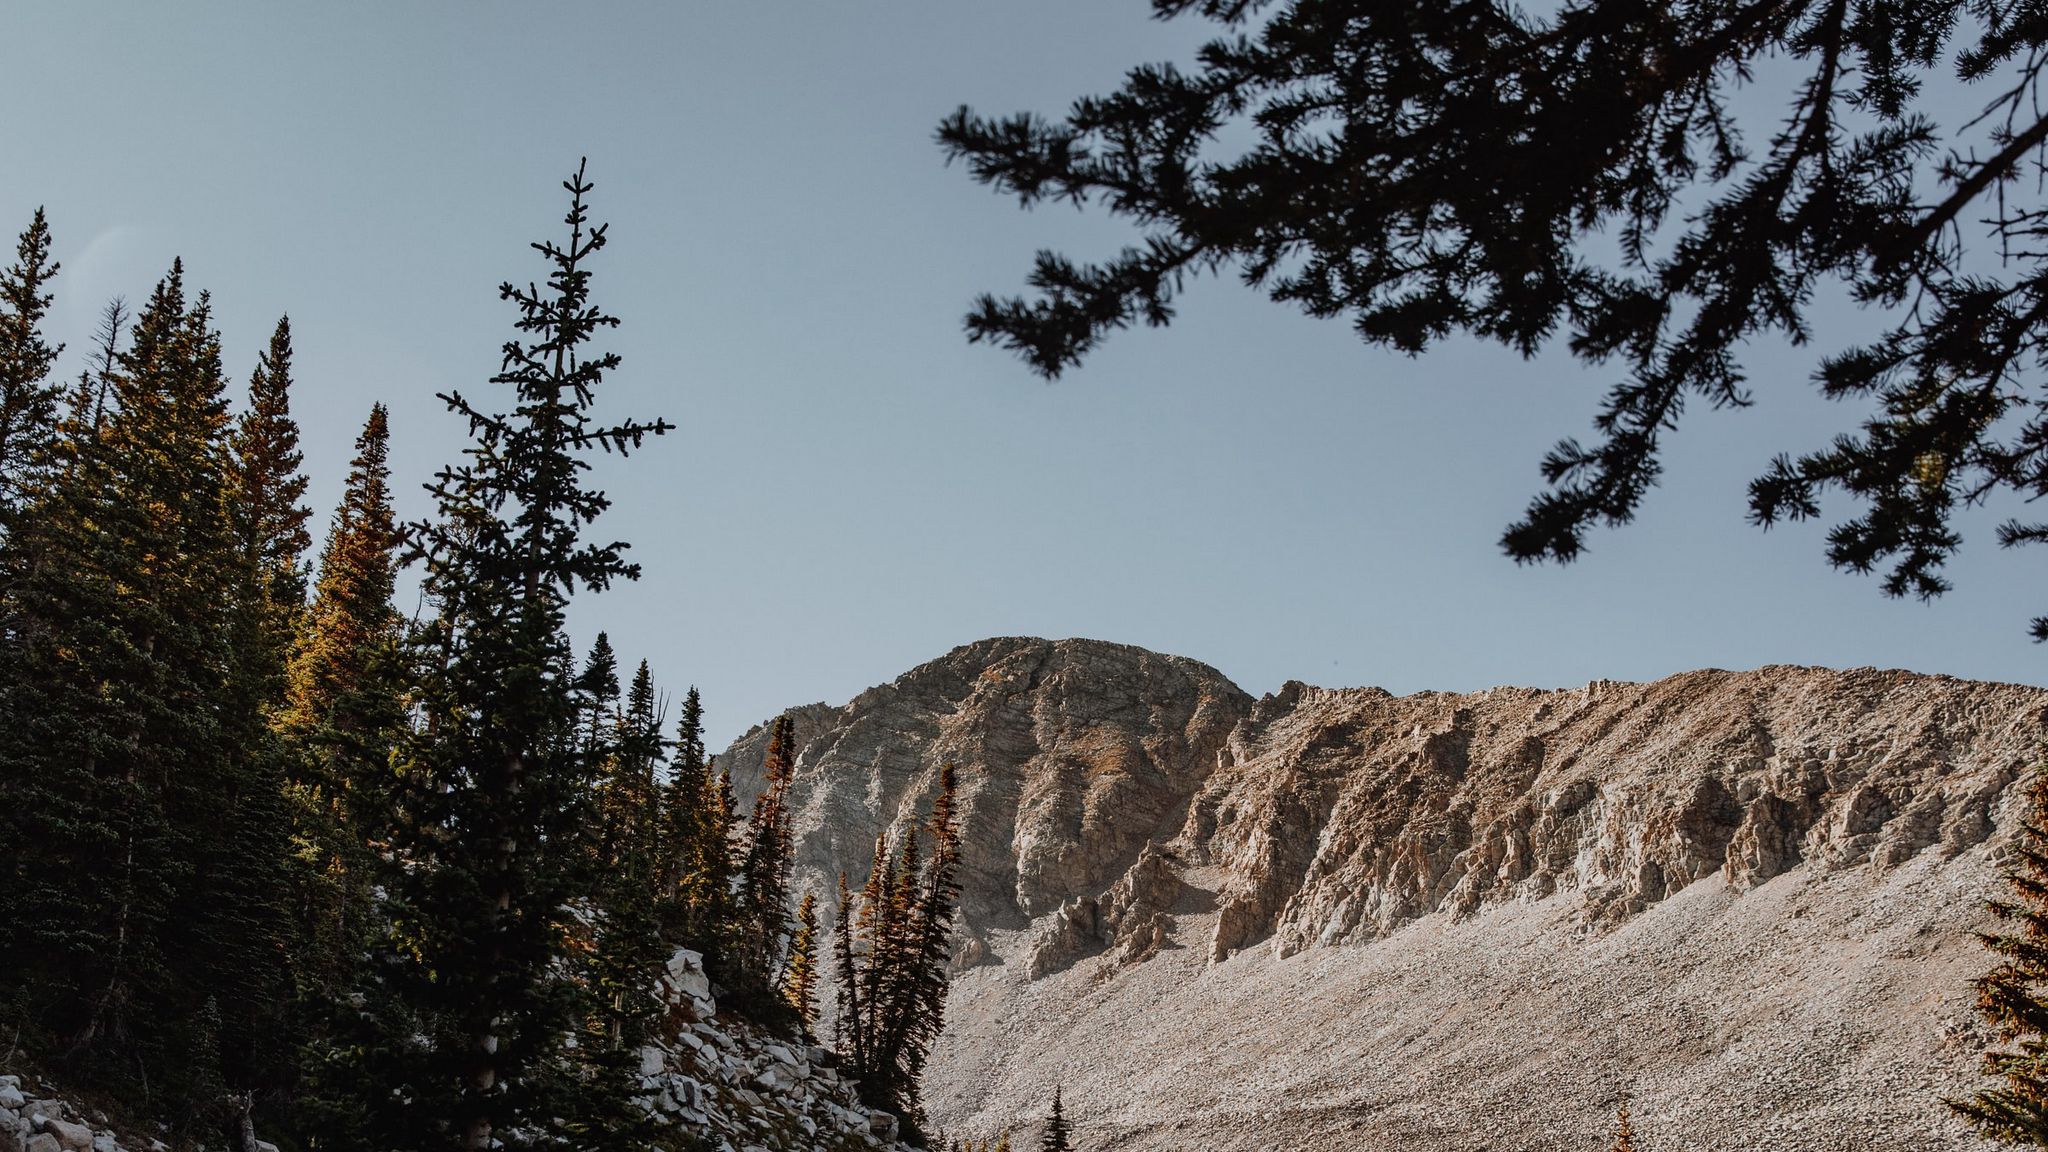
[33,1118,89,1152]
[24,1134,58,1152]
[0,1089,20,1111]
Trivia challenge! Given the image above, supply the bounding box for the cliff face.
[718,637,1252,942]
[721,639,2047,1151]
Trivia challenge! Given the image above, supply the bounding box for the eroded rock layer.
[723,638,2046,1150]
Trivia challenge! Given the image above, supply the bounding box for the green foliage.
[0,208,64,525]
[0,258,295,1134]
[783,891,821,1037]
[1038,1085,1070,1152]
[349,160,668,1151]
[832,762,963,1133]
[1955,768,2048,1143]
[941,0,2048,633]
[724,713,800,1024]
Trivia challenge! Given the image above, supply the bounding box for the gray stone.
[0,1091,18,1113]
[23,1135,57,1152]
[34,1118,89,1152]
[89,1137,115,1152]
[867,1111,898,1142]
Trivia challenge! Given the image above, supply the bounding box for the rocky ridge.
[721,637,2048,1151]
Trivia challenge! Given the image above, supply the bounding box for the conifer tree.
[0,208,63,526]
[1955,769,2048,1143]
[0,262,259,1122]
[228,316,313,686]
[283,405,407,1138]
[286,403,401,741]
[578,631,622,754]
[591,658,668,1053]
[1039,1086,1071,1152]
[1609,1105,1638,1152]
[729,713,798,1015]
[206,312,318,1132]
[831,764,964,1131]
[356,161,668,1151]
[783,892,821,1037]
[56,298,126,463]
[658,686,726,952]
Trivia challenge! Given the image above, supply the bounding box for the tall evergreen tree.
[1955,769,2048,1143]
[206,314,317,1137]
[229,316,313,685]
[577,631,621,754]
[284,405,408,1140]
[657,685,727,953]
[356,161,668,1151]
[286,403,401,739]
[1039,1086,1070,1152]
[783,891,820,1038]
[0,208,63,527]
[591,658,668,1053]
[0,262,257,1125]
[729,713,798,1015]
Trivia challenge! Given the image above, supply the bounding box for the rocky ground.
[0,951,911,1152]
[722,637,2047,1151]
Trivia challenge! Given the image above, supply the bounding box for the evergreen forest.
[0,165,962,1152]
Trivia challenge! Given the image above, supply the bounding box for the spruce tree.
[1039,1086,1070,1152]
[1955,769,2048,1143]
[830,764,964,1131]
[228,316,313,687]
[730,713,798,1017]
[577,631,622,755]
[658,685,723,951]
[206,312,317,1134]
[0,208,63,526]
[358,161,668,1151]
[591,658,668,1053]
[0,262,255,1123]
[783,891,821,1038]
[284,404,408,1139]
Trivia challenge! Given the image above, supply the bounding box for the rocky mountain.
[720,637,2047,1151]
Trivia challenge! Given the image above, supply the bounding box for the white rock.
[0,1089,20,1111]
[638,1046,665,1077]
[91,1137,117,1152]
[34,1118,90,1152]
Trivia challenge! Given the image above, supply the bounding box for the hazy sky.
[8,4,2047,747]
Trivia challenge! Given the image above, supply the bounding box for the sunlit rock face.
[726,639,2046,1151]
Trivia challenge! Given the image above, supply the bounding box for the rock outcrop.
[723,638,2047,1151]
[641,949,915,1152]
[719,637,1251,950]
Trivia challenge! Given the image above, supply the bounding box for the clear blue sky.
[8,4,2045,746]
